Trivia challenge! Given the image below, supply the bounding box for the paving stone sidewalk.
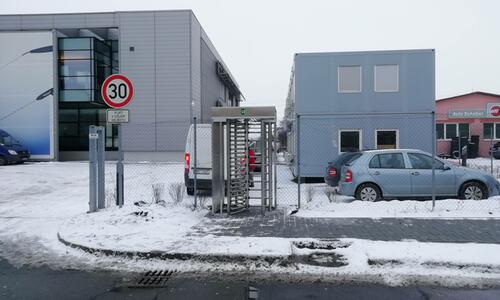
[191,208,500,244]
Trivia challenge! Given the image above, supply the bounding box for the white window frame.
[338,129,362,154]
[483,122,500,141]
[374,64,399,92]
[439,123,470,141]
[337,65,362,93]
[375,129,399,149]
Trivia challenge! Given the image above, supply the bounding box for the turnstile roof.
[211,106,276,122]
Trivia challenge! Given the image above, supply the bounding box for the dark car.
[324,151,362,187]
[0,129,30,165]
[490,142,500,159]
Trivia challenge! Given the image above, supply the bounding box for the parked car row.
[325,149,500,201]
[0,129,30,165]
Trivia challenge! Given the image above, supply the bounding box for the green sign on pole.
[240,108,246,116]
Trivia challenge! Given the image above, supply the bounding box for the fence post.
[491,127,494,175]
[431,111,436,210]
[116,124,124,207]
[296,114,301,210]
[193,116,198,209]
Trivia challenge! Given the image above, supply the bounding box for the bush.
[168,182,185,204]
[152,183,165,205]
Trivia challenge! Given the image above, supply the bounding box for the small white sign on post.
[107,109,129,124]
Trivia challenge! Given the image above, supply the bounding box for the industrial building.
[0,10,241,161]
[284,49,435,178]
[436,91,500,158]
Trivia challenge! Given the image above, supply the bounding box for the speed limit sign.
[101,74,134,108]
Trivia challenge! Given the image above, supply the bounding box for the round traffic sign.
[101,74,134,108]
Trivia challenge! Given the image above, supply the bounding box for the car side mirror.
[442,165,451,171]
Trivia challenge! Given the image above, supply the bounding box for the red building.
[436,92,500,157]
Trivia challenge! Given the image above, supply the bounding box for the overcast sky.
[2,0,499,118]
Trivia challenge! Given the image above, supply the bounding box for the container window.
[338,66,362,93]
[374,65,399,92]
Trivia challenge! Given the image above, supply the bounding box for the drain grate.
[130,270,175,288]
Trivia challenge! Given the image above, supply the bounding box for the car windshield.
[0,135,13,146]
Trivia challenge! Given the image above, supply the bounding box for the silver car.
[338,149,500,201]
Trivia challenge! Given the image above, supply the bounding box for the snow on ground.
[295,158,500,219]
[3,161,500,286]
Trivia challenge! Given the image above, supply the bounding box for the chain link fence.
[279,112,500,218]
[98,111,500,218]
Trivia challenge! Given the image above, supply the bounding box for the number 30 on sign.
[101,74,134,108]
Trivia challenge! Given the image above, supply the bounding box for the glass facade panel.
[58,38,112,104]
[59,60,91,76]
[59,123,78,137]
[58,37,118,151]
[59,90,93,102]
[59,109,78,122]
[59,38,91,50]
[59,50,92,60]
[59,77,92,90]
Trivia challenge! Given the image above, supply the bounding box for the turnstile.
[211,107,277,215]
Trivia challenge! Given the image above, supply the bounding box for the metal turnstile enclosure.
[211,106,277,215]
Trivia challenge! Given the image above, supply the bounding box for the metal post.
[491,128,494,175]
[116,124,124,207]
[458,133,461,165]
[296,114,301,210]
[260,120,266,215]
[89,126,98,213]
[193,117,198,209]
[273,122,277,209]
[226,121,232,215]
[431,112,436,210]
[97,126,105,209]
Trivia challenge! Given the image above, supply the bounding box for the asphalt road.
[2,258,500,300]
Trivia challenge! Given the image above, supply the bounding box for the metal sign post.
[89,125,105,212]
[101,74,134,209]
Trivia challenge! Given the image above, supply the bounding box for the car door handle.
[411,171,420,176]
[373,171,380,175]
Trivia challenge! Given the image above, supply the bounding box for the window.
[58,104,118,151]
[375,130,398,149]
[439,123,470,140]
[436,124,444,139]
[339,130,361,153]
[483,123,500,139]
[58,37,113,103]
[408,153,444,169]
[338,66,361,93]
[374,65,399,92]
[370,153,405,169]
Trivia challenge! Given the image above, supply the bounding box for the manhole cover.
[130,270,175,288]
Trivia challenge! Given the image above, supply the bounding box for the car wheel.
[355,183,381,202]
[459,182,487,200]
[186,187,194,196]
[0,156,6,166]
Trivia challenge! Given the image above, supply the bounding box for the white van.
[184,124,213,195]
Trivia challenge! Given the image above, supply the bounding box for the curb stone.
[57,232,294,267]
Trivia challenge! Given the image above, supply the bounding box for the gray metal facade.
[285,49,436,177]
[0,10,240,160]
